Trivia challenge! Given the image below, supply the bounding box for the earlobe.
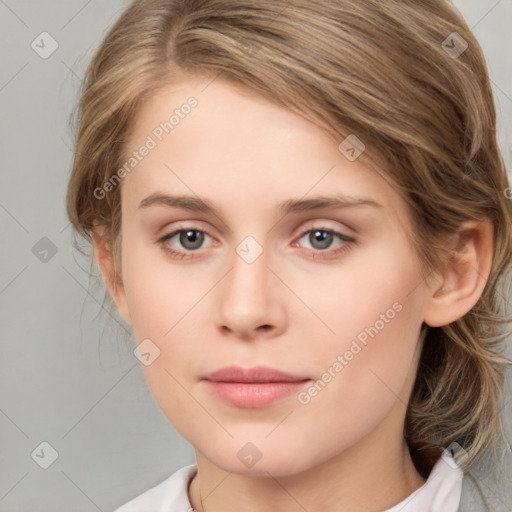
[91,225,132,326]
[423,220,493,328]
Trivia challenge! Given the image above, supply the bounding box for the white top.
[113,451,463,512]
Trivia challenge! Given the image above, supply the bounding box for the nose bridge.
[215,236,285,337]
[227,238,270,306]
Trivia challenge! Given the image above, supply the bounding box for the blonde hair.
[66,0,512,475]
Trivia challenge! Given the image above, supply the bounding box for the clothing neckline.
[183,450,462,512]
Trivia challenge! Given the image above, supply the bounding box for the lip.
[202,365,312,408]
[203,365,309,383]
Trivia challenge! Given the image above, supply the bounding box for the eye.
[295,228,355,257]
[158,228,215,258]
[157,226,355,260]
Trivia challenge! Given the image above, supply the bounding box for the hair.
[66,0,512,478]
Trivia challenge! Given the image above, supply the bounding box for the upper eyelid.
[160,218,353,237]
[294,228,355,248]
[159,227,216,244]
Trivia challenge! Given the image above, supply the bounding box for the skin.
[93,75,493,512]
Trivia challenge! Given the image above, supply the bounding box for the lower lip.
[203,380,311,408]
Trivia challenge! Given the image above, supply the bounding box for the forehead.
[121,75,411,229]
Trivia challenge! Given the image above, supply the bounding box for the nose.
[214,244,287,341]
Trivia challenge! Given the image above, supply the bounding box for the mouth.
[201,365,312,408]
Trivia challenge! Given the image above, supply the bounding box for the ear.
[91,224,132,325]
[423,220,493,327]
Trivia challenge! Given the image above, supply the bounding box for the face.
[111,76,434,476]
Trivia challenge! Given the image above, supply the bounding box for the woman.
[66,1,512,510]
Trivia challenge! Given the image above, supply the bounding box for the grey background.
[0,1,511,511]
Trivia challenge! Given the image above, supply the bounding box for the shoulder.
[459,472,488,512]
[112,464,197,512]
[408,440,510,512]
[459,468,511,512]
[458,440,512,512]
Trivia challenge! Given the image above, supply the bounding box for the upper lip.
[202,365,310,383]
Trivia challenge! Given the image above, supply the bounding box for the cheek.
[321,298,421,405]
[119,233,214,413]
[292,302,422,469]
[120,231,209,338]
[299,235,425,350]
[298,245,425,424]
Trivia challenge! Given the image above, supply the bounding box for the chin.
[200,442,322,478]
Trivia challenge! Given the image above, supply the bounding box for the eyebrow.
[137,192,382,216]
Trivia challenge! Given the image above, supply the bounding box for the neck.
[188,411,427,512]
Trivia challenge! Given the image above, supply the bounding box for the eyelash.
[157,226,356,260]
